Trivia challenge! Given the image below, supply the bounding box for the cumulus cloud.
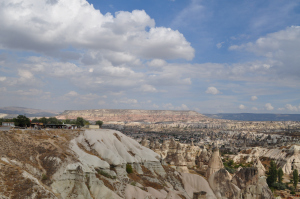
[0,0,194,61]
[139,84,157,92]
[265,103,274,111]
[163,103,189,110]
[285,104,298,111]
[147,59,167,67]
[114,98,138,104]
[251,96,258,101]
[205,87,220,95]
[239,104,246,110]
[0,77,6,81]
[252,107,258,111]
[229,26,300,81]
[216,42,224,49]
[65,91,79,97]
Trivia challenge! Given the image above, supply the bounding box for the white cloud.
[285,104,298,111]
[0,77,6,81]
[163,103,189,110]
[18,70,33,79]
[114,98,138,104]
[65,91,79,97]
[265,103,274,111]
[147,59,167,67]
[205,87,220,95]
[180,104,189,110]
[252,107,258,111]
[239,104,246,110]
[278,107,285,111]
[0,1,194,61]
[152,104,159,109]
[229,26,300,83]
[15,89,44,96]
[251,96,258,101]
[216,42,224,49]
[140,84,157,92]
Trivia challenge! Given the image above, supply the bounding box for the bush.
[225,166,236,174]
[126,164,133,174]
[272,182,288,190]
[41,174,48,181]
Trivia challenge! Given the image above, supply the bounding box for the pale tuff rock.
[141,136,149,147]
[208,169,240,199]
[124,184,155,199]
[51,163,121,199]
[77,129,160,165]
[206,147,224,178]
[235,145,300,174]
[232,168,274,199]
[252,157,266,177]
[181,173,217,199]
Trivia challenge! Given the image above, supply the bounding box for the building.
[1,122,15,127]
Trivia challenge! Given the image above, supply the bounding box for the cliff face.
[0,129,214,199]
[0,129,274,199]
[56,109,208,122]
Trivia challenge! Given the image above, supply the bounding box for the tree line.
[1,115,103,128]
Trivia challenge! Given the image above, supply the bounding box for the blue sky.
[0,0,300,113]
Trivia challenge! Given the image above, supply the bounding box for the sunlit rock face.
[208,169,241,199]
[232,168,274,199]
[206,147,224,179]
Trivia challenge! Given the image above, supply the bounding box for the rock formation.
[206,147,224,178]
[232,168,274,199]
[208,169,240,199]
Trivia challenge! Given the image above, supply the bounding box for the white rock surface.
[76,129,160,165]
[181,173,217,199]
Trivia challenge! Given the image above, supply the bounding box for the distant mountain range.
[0,107,61,118]
[204,113,300,121]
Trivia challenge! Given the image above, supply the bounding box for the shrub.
[97,169,116,179]
[272,182,288,190]
[41,174,48,181]
[225,166,235,174]
[126,164,133,174]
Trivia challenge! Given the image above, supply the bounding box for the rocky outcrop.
[206,147,224,178]
[232,167,274,199]
[208,169,240,199]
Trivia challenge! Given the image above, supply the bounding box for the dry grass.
[95,173,115,191]
[141,165,152,175]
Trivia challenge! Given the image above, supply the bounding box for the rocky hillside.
[56,109,210,122]
[0,129,274,199]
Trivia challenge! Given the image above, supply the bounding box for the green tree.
[76,117,85,126]
[267,160,277,187]
[38,117,48,124]
[96,120,103,128]
[13,115,31,127]
[48,117,61,124]
[293,169,299,189]
[278,167,284,183]
[32,118,39,123]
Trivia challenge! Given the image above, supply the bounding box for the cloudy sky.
[0,0,300,113]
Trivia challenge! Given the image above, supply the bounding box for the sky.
[0,0,300,114]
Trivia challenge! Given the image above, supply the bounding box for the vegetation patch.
[96,169,116,179]
[126,164,133,174]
